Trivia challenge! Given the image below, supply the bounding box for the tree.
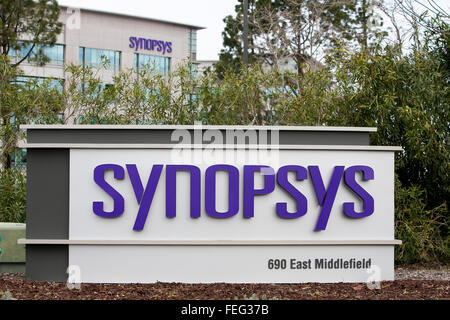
[0,0,63,168]
[253,0,359,77]
[215,0,260,78]
[325,43,449,213]
[217,0,367,77]
[0,0,63,67]
[350,0,386,52]
[0,57,64,167]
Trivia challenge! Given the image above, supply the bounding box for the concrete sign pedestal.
[18,125,402,283]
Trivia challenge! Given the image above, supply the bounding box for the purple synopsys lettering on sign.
[92,164,375,232]
[129,36,172,55]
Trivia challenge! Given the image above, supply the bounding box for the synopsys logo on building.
[129,36,172,54]
[92,164,374,231]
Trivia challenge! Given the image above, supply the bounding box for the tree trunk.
[4,152,11,169]
[361,0,368,52]
[1,115,12,169]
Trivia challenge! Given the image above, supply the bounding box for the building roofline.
[60,5,206,30]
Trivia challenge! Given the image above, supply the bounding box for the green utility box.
[0,223,26,273]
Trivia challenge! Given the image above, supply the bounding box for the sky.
[57,0,238,61]
[57,0,449,61]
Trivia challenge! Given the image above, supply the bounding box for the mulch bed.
[0,273,448,300]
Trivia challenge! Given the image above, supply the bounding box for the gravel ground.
[395,266,450,281]
[0,265,448,300]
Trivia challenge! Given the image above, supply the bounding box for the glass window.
[11,148,27,169]
[79,47,84,65]
[188,29,197,54]
[9,42,64,66]
[41,44,65,65]
[189,63,198,78]
[134,53,170,76]
[13,76,64,92]
[79,47,121,71]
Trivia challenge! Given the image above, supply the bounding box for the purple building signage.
[129,36,173,55]
[93,164,375,232]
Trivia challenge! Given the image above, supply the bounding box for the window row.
[134,53,170,76]
[79,47,121,71]
[77,48,171,76]
[13,76,64,91]
[9,43,174,77]
[9,42,65,66]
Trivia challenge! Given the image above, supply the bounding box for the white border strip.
[20,124,378,132]
[17,142,403,151]
[18,239,402,245]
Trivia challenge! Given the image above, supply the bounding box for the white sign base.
[69,245,394,283]
[69,148,397,283]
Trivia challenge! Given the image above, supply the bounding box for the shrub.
[0,168,26,223]
[395,177,449,264]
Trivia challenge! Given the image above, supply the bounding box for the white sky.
[57,0,238,61]
[57,0,449,61]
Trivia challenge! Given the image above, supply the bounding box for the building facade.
[6,6,204,168]
[12,6,204,86]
